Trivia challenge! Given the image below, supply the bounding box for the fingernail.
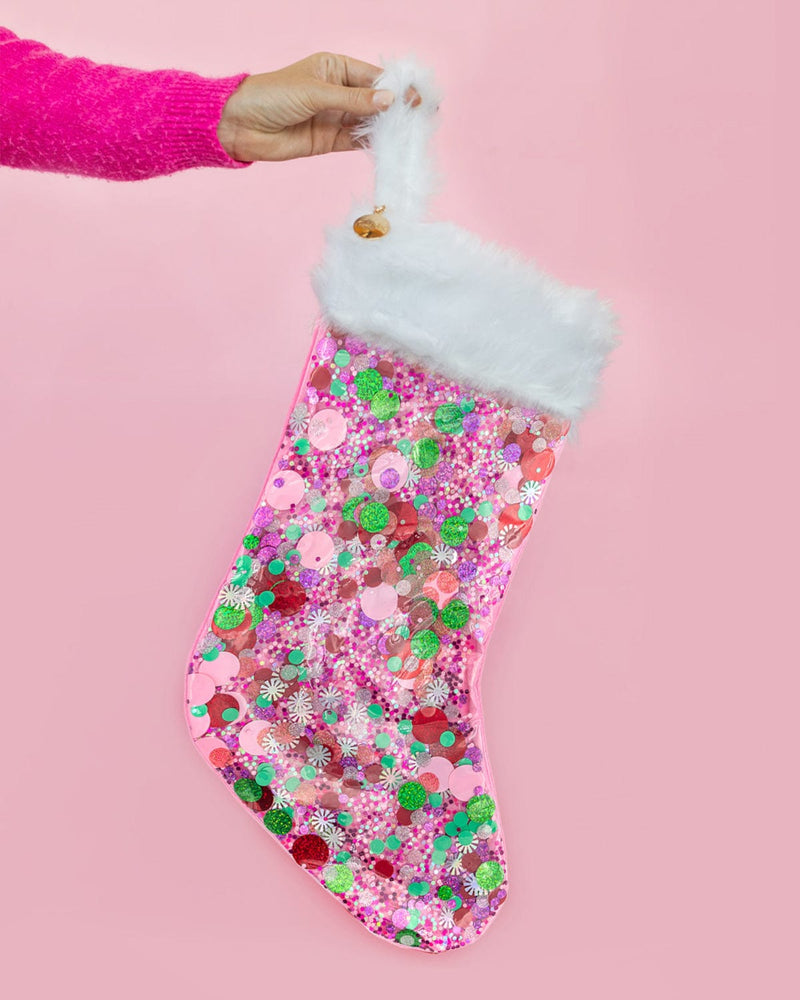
[373,89,395,110]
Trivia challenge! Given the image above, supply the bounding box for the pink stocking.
[185,59,618,953]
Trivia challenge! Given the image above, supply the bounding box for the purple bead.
[465,745,482,766]
[253,506,271,527]
[463,413,480,433]
[437,462,453,482]
[458,561,477,581]
[380,468,400,489]
[256,620,277,641]
[317,337,335,359]
[503,443,522,463]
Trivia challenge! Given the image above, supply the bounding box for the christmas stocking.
[185,58,617,952]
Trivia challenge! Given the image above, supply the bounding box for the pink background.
[1,2,794,997]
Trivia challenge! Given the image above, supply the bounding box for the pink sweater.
[0,27,252,180]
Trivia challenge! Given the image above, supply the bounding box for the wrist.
[158,70,253,171]
[217,76,252,162]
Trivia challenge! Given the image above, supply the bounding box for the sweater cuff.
[160,71,253,171]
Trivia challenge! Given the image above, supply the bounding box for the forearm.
[0,27,251,181]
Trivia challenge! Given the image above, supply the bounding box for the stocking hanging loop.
[351,57,442,223]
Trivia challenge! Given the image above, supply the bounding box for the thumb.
[307,82,395,116]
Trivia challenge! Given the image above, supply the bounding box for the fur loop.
[351,57,441,221]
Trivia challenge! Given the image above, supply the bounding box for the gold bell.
[353,205,390,239]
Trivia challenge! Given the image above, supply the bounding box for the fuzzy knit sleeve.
[0,26,252,180]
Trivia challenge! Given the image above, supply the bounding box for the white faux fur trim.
[311,58,619,423]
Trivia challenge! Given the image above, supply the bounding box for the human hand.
[216,51,396,163]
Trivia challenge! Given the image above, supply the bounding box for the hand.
[216,51,395,163]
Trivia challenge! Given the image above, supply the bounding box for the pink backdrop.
[1,2,794,997]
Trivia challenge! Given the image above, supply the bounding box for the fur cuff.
[311,58,619,424]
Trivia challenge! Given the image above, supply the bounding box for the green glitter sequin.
[213,606,245,630]
[324,864,354,894]
[359,502,389,532]
[475,860,504,891]
[411,437,440,468]
[466,793,496,824]
[440,516,469,546]
[263,809,293,835]
[434,403,464,435]
[233,778,262,802]
[410,629,440,659]
[440,598,470,629]
[354,368,383,400]
[370,389,400,421]
[397,781,426,810]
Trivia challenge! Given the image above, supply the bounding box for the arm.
[0,26,251,180]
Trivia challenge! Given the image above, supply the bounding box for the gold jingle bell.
[353,205,390,239]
